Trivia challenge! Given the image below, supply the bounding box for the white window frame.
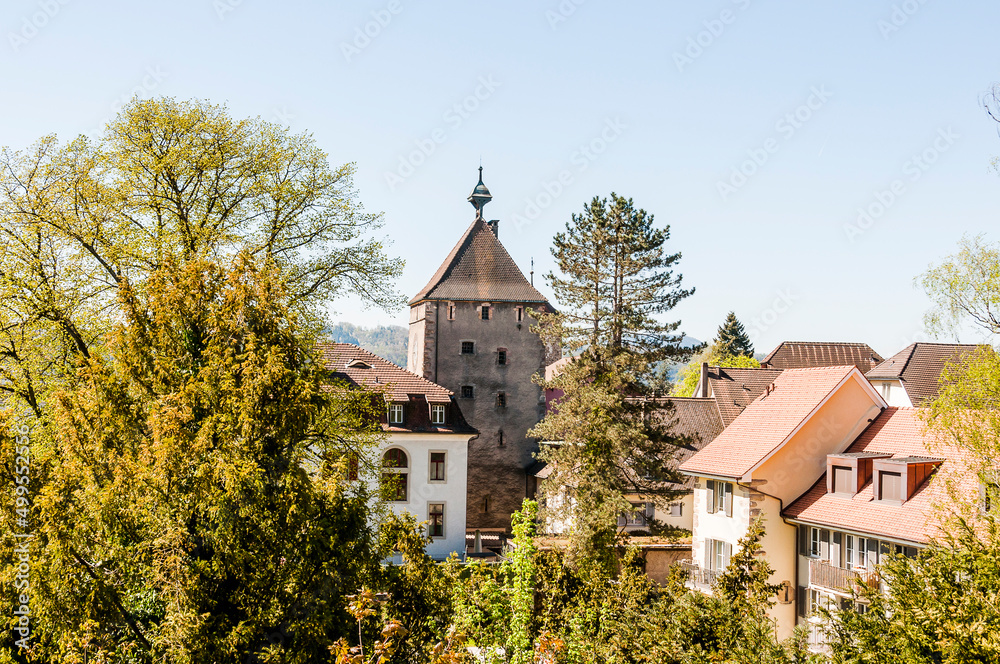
[714,481,732,515]
[711,539,730,571]
[431,404,446,424]
[428,450,447,483]
[810,527,822,558]
[428,502,445,538]
[382,447,409,503]
[388,403,404,424]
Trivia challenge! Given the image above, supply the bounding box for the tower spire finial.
[468,164,492,220]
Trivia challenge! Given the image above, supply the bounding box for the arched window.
[383,448,409,502]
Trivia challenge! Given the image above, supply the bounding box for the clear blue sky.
[2,0,998,358]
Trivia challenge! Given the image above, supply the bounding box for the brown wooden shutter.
[706,481,716,514]
[797,586,807,618]
[724,483,733,517]
[798,525,809,556]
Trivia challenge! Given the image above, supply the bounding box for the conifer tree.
[532,193,695,564]
[715,311,755,358]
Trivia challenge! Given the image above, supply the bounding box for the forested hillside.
[326,322,409,367]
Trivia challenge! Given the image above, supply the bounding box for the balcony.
[808,559,880,593]
[680,561,721,591]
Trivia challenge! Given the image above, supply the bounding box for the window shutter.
[723,542,732,568]
[820,529,830,560]
[617,512,626,528]
[724,483,733,517]
[866,538,879,568]
[797,586,807,618]
[831,531,842,567]
[706,481,716,514]
[798,525,809,556]
[704,539,713,570]
[645,502,655,519]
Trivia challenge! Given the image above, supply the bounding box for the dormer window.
[346,359,372,369]
[431,404,446,424]
[872,457,943,504]
[388,403,404,424]
[826,452,892,497]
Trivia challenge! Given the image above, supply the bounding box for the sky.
[1,0,998,359]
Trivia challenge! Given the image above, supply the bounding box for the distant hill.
[325,322,409,367]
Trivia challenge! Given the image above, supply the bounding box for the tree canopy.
[0,98,401,662]
[714,312,754,359]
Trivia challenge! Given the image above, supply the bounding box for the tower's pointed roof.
[409,217,549,305]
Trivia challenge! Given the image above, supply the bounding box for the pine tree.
[715,311,755,359]
[532,193,695,564]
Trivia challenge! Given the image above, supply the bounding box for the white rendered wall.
[379,432,471,560]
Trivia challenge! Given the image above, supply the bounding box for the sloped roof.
[679,366,861,479]
[318,342,452,403]
[865,342,989,405]
[658,397,725,488]
[783,407,975,544]
[705,366,785,427]
[317,342,475,433]
[762,341,883,372]
[409,218,549,305]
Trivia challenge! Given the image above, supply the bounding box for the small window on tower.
[497,348,507,365]
[461,385,474,399]
[481,305,490,320]
[496,392,507,409]
[516,306,524,322]
[461,341,475,355]
[447,303,455,320]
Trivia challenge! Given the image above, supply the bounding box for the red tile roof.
[656,397,725,489]
[865,343,990,405]
[409,218,550,305]
[783,408,976,544]
[317,342,475,434]
[679,366,861,479]
[705,366,785,427]
[762,341,883,372]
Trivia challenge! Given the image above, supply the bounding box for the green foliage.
[828,520,1000,663]
[0,98,402,663]
[715,312,754,359]
[672,344,761,398]
[917,234,1000,339]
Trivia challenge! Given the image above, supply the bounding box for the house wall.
[869,379,912,407]
[408,299,558,531]
[653,492,693,532]
[753,376,884,505]
[690,478,752,573]
[380,432,471,560]
[756,493,798,640]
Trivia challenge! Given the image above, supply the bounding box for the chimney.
[488,219,499,237]
[700,362,709,398]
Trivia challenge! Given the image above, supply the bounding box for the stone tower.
[407,168,558,532]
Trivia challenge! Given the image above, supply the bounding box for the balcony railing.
[808,559,880,593]
[680,561,721,590]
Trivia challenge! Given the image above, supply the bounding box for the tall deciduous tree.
[532,193,695,563]
[0,97,403,419]
[0,98,402,662]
